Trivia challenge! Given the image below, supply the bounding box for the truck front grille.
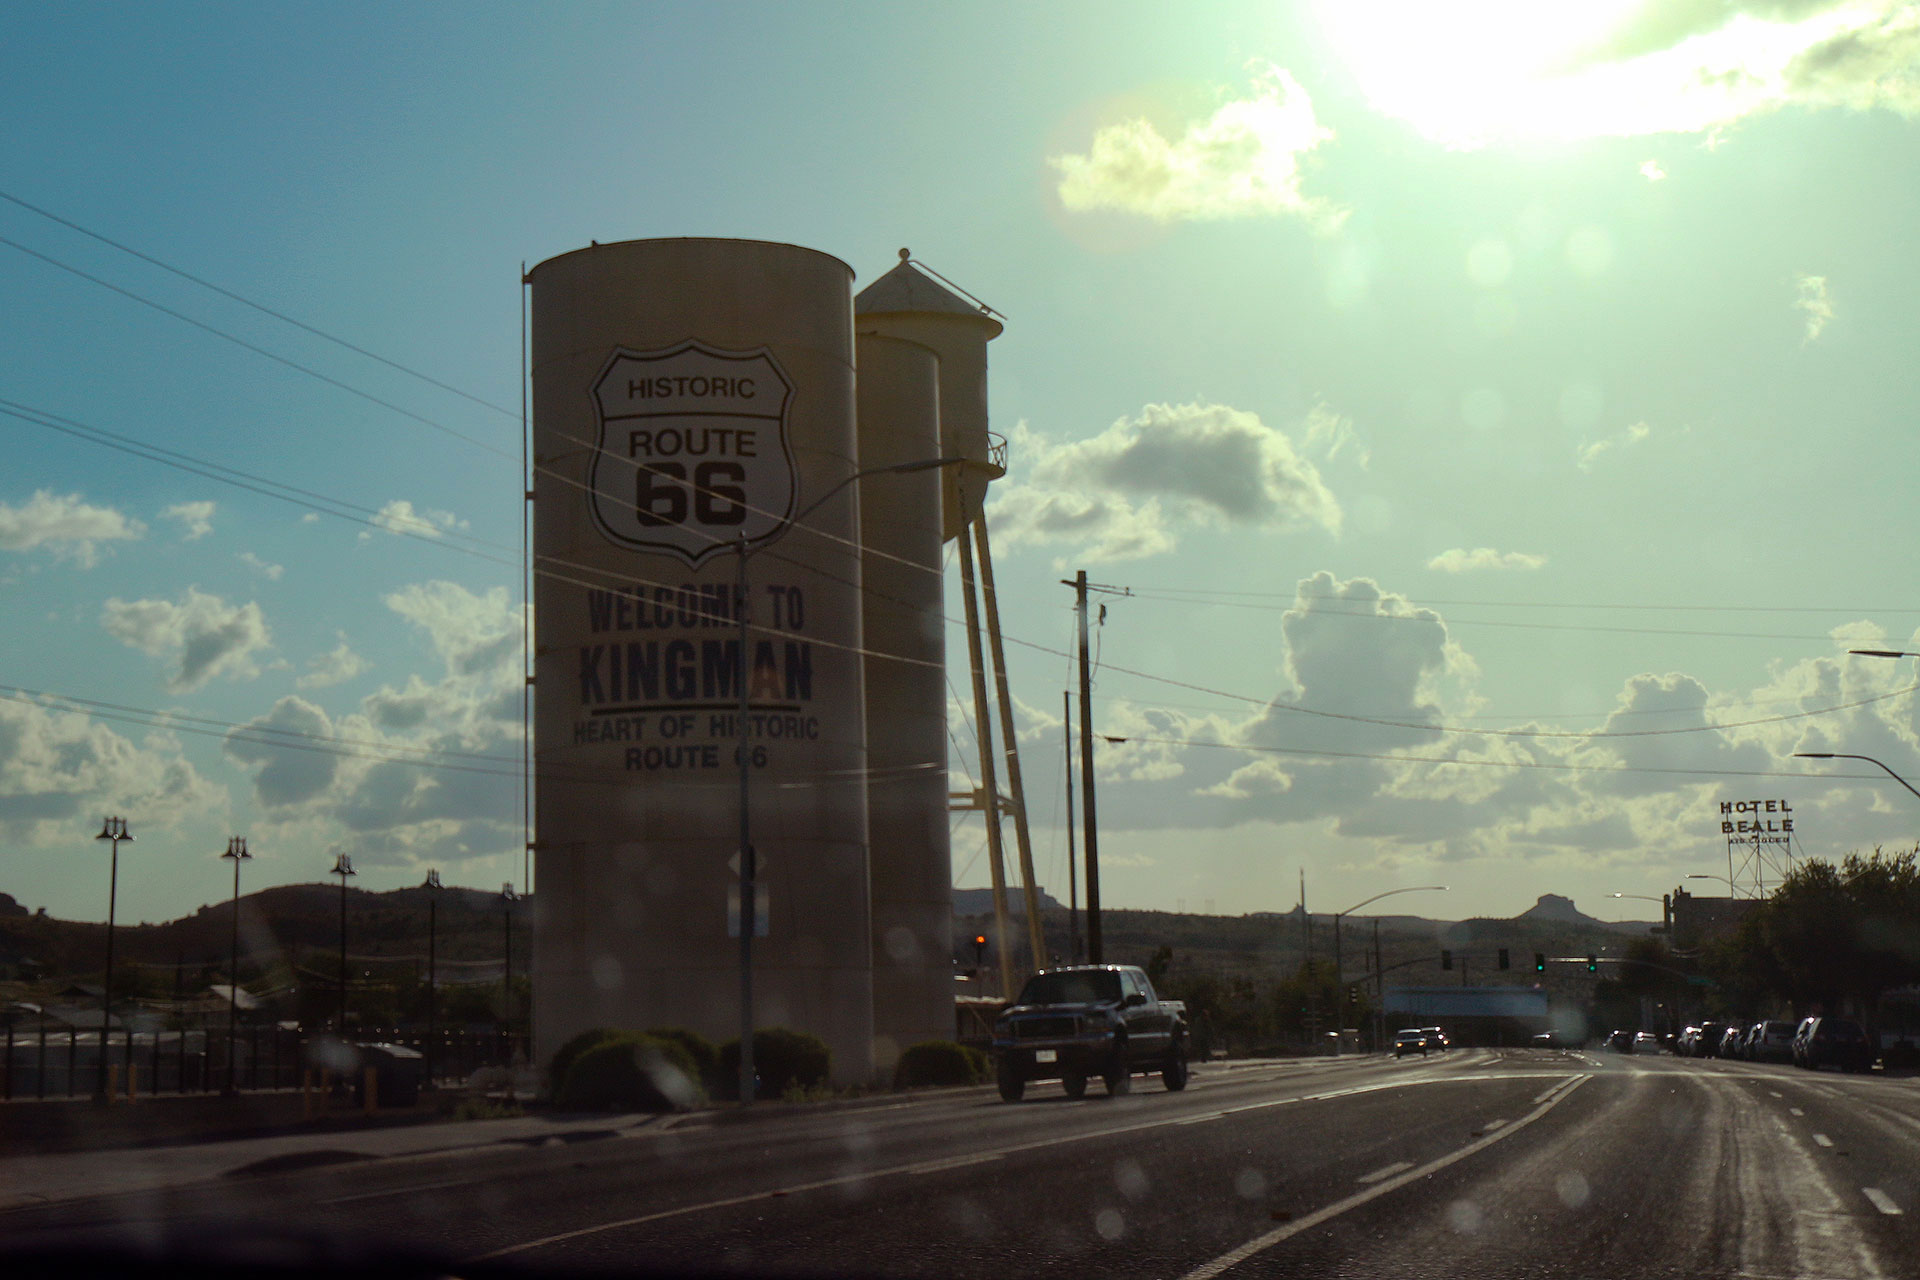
[1014,1016,1078,1039]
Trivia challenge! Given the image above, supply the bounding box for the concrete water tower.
[857,251,1045,1015]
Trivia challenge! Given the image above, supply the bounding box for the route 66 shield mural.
[587,340,797,564]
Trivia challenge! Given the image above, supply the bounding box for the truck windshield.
[1018,971,1123,1005]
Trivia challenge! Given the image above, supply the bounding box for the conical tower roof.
[856,250,1003,337]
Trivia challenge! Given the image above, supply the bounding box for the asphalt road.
[8,1047,1920,1278]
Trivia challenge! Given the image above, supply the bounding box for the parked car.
[1421,1026,1450,1052]
[1677,1026,1702,1057]
[1790,1016,1818,1067]
[1750,1021,1796,1064]
[1606,1029,1634,1052]
[1718,1025,1746,1059]
[1795,1017,1873,1072]
[1696,1021,1730,1059]
[1633,1032,1661,1054]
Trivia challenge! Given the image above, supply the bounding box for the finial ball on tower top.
[898,247,911,261]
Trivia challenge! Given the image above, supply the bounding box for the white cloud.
[0,491,144,567]
[1322,0,1920,146]
[162,500,215,541]
[1302,403,1370,469]
[989,403,1341,563]
[300,513,321,525]
[238,551,283,580]
[101,588,272,692]
[1639,159,1668,181]
[1051,62,1340,225]
[1795,273,1835,341]
[297,637,369,690]
[1427,547,1548,573]
[0,697,223,843]
[361,499,466,542]
[224,582,525,868]
[1576,421,1652,470]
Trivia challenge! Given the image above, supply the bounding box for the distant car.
[1677,1026,1702,1056]
[1393,1028,1429,1058]
[1797,1017,1873,1072]
[1696,1021,1730,1059]
[1719,1026,1746,1059]
[1606,1030,1634,1053]
[1790,1016,1819,1067]
[1422,1026,1450,1052]
[1633,1032,1660,1054]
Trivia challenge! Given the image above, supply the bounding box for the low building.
[1385,985,1552,1046]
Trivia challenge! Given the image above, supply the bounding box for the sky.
[4,0,1920,928]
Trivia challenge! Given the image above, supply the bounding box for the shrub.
[548,1026,623,1096]
[556,1033,702,1112]
[893,1040,988,1089]
[717,1027,831,1099]
[644,1026,722,1093]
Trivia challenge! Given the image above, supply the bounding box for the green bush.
[893,1040,988,1089]
[547,1026,624,1096]
[717,1027,831,1099]
[556,1033,702,1111]
[644,1026,722,1093]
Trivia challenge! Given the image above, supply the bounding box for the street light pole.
[1331,886,1449,987]
[501,882,518,1066]
[221,836,251,1094]
[423,869,441,1086]
[730,456,963,1105]
[330,853,355,1037]
[1795,751,1920,802]
[93,816,132,1100]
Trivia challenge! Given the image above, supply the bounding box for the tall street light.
[1794,751,1920,802]
[728,455,962,1106]
[423,869,441,1086]
[221,836,251,1094]
[330,853,355,1037]
[1608,891,1670,931]
[1686,872,1736,894]
[500,882,518,1066]
[1332,885,1448,990]
[92,816,133,1099]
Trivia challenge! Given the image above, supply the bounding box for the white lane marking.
[1482,1118,1507,1131]
[320,1177,481,1206]
[1791,1107,1805,1117]
[1864,1188,1902,1216]
[1531,1077,1580,1106]
[905,1153,1001,1176]
[1355,1161,1413,1184]
[1769,1091,1783,1098]
[1177,1076,1593,1280]
[1813,1133,1834,1148]
[474,1068,1584,1262]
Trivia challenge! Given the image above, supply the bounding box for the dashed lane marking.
[1863,1188,1902,1216]
[321,1177,482,1206]
[1356,1161,1413,1184]
[905,1153,1002,1176]
[1812,1133,1834,1148]
[1770,1091,1783,1098]
[1482,1119,1507,1131]
[1791,1107,1805,1117]
[1177,1077,1594,1280]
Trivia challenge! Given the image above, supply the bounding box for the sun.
[1310,0,1833,146]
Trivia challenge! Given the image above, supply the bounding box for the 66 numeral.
[636,461,747,527]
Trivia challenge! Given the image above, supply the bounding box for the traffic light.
[1586,955,1598,974]
[972,935,987,967]
[1348,986,1359,1006]
[1498,948,1510,971]
[1534,952,1546,973]
[1441,949,1452,970]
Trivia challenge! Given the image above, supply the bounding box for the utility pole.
[1373,919,1384,1052]
[1069,571,1102,963]
[1064,689,1078,962]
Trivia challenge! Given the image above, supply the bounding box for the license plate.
[1035,1049,1057,1064]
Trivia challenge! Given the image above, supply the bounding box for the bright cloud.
[1577,421,1652,470]
[1317,0,1920,146]
[1639,158,1668,181]
[100,588,272,692]
[162,500,215,540]
[0,491,144,567]
[1051,62,1340,224]
[0,697,222,843]
[1796,273,1835,341]
[363,499,466,541]
[989,403,1341,563]
[1427,547,1548,573]
[297,637,369,690]
[238,551,283,580]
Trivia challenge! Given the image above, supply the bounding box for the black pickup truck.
[990,964,1189,1101]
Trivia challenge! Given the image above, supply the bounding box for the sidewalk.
[0,1105,674,1213]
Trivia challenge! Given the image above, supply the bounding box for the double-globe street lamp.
[221,836,251,1094]
[330,853,356,1037]
[92,816,133,1099]
[423,869,442,1085]
[728,456,962,1105]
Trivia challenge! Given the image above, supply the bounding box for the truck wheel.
[1162,1049,1189,1092]
[996,1059,1026,1102]
[1103,1042,1131,1096]
[1062,1071,1088,1099]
